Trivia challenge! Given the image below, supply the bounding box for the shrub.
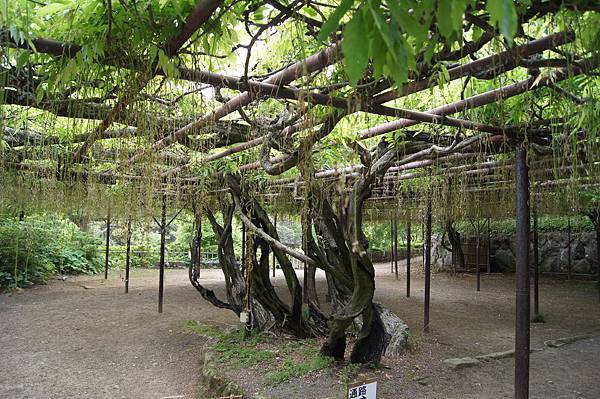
[0,214,103,289]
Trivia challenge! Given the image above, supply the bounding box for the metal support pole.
[272,215,277,278]
[424,198,432,332]
[302,235,308,304]
[596,223,600,303]
[241,222,246,276]
[533,200,539,318]
[390,219,394,273]
[476,220,481,291]
[422,218,425,271]
[125,217,132,294]
[104,207,111,279]
[394,218,399,280]
[514,145,531,399]
[567,217,572,280]
[158,194,167,314]
[406,215,411,298]
[487,217,491,273]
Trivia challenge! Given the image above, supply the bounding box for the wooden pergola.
[2,2,600,398]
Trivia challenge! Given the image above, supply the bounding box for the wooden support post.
[424,198,432,332]
[567,217,572,280]
[394,218,399,280]
[104,207,111,279]
[532,200,540,318]
[476,220,481,292]
[514,145,530,399]
[158,194,167,314]
[406,215,411,298]
[272,215,277,278]
[125,217,132,294]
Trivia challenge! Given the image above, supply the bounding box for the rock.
[475,350,514,361]
[492,249,515,272]
[544,334,591,348]
[374,303,410,357]
[573,241,586,260]
[443,357,480,370]
[572,259,592,274]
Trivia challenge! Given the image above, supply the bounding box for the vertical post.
[424,198,432,332]
[104,207,111,279]
[302,232,308,304]
[487,217,491,273]
[241,222,247,276]
[125,217,132,294]
[476,220,481,292]
[272,215,277,278]
[595,222,600,303]
[422,217,425,271]
[195,212,202,277]
[406,215,411,298]
[567,217,572,280]
[390,219,394,273]
[394,218,399,280]
[158,194,167,314]
[514,145,530,399]
[533,200,540,318]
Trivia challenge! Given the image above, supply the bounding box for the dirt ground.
[1,259,599,398]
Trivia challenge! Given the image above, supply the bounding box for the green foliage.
[185,320,274,368]
[337,362,361,386]
[486,0,518,42]
[0,214,102,289]
[320,0,524,86]
[456,215,594,236]
[185,320,334,385]
[532,313,546,323]
[264,349,334,385]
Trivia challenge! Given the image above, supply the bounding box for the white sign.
[347,378,377,399]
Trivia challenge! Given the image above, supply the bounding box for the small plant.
[184,320,274,368]
[532,313,546,323]
[338,363,361,386]
[265,351,334,385]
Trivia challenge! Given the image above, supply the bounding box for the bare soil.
[1,259,599,398]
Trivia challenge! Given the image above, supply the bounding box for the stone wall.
[432,231,599,274]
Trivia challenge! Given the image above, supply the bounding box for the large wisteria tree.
[1,0,600,364]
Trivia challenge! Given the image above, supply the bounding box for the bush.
[0,214,103,289]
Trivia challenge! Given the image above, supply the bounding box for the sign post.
[347,377,377,399]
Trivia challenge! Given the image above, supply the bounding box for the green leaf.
[486,0,518,42]
[436,0,468,40]
[37,2,70,17]
[317,0,355,42]
[342,10,369,86]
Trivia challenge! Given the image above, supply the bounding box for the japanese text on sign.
[347,379,376,399]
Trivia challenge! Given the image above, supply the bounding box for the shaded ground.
[0,269,237,399]
[1,259,599,398]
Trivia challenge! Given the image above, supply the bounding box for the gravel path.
[0,269,237,399]
[1,262,599,398]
